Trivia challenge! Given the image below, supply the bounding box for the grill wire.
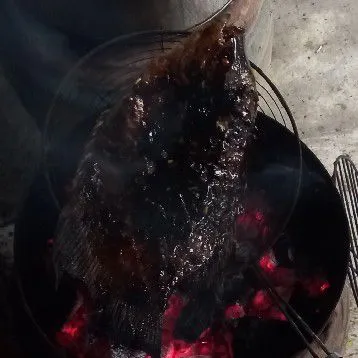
[333,155,358,308]
[255,265,342,358]
[249,64,339,358]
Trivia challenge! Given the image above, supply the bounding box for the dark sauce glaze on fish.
[53,19,258,357]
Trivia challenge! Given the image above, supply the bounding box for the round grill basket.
[13,29,349,358]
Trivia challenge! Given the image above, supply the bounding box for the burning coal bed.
[52,211,330,358]
[16,19,347,358]
[16,111,347,358]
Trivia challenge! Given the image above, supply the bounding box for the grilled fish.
[53,18,258,357]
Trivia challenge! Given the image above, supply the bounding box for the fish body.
[54,19,258,357]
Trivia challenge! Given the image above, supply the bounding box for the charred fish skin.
[172,26,259,342]
[53,21,258,356]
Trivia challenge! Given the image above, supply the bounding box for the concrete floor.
[270,0,358,355]
[270,0,358,175]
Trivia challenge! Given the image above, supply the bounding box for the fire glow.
[56,300,88,354]
[55,209,331,358]
[259,253,276,272]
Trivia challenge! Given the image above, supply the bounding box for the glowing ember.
[259,254,276,272]
[162,323,232,358]
[264,308,287,322]
[320,282,330,293]
[225,304,245,320]
[55,252,331,358]
[251,290,272,311]
[62,324,79,338]
[145,298,235,358]
[53,206,331,358]
[236,210,269,238]
[56,302,87,350]
[301,277,331,297]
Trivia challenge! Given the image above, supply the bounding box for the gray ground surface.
[270,0,358,174]
[271,0,358,355]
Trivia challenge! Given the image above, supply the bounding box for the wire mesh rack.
[333,155,358,308]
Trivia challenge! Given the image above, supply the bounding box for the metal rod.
[333,156,358,308]
[254,266,331,356]
[250,61,303,249]
[258,92,277,123]
[348,262,358,276]
[336,162,358,279]
[258,104,265,113]
[348,265,358,305]
[256,80,287,127]
[335,162,358,272]
[340,161,358,240]
[350,248,358,263]
[346,160,358,243]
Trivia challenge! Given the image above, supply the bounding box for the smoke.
[0,0,78,123]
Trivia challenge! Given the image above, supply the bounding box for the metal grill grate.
[333,155,358,307]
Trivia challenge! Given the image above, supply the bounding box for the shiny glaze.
[53,19,258,356]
